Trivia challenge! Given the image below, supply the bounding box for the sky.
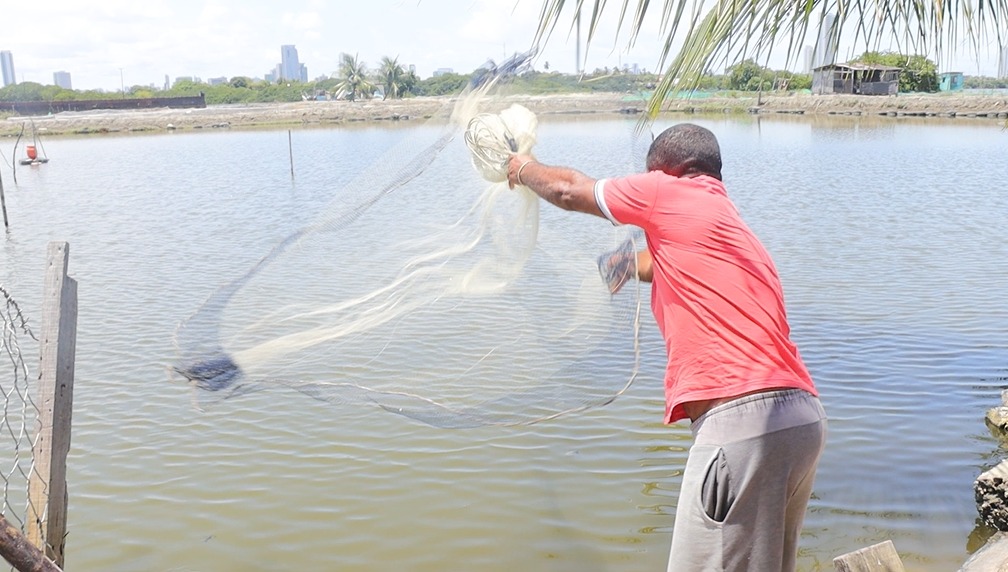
[0,0,1002,92]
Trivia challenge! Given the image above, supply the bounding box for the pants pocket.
[701,447,733,523]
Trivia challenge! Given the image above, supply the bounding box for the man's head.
[645,123,722,180]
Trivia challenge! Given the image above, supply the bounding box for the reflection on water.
[0,114,1006,571]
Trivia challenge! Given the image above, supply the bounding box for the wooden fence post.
[26,242,77,568]
[0,513,61,572]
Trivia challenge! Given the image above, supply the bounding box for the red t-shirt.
[595,172,817,423]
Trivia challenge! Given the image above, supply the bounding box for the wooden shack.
[939,71,965,91]
[812,63,901,95]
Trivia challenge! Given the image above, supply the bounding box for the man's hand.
[507,154,536,189]
[597,239,637,295]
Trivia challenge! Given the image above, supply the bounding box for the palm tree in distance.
[532,0,1005,120]
[378,56,406,100]
[335,53,375,101]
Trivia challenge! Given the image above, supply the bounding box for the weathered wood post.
[833,540,905,572]
[0,513,61,572]
[26,242,77,567]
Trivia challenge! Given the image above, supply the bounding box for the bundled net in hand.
[173,52,642,428]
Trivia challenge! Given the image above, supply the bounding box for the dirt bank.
[2,91,1005,137]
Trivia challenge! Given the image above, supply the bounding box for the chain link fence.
[0,285,40,537]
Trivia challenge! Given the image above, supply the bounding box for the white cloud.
[281,11,323,32]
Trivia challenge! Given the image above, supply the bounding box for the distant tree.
[964,75,1008,89]
[377,56,406,100]
[229,76,252,89]
[335,53,375,101]
[0,82,49,102]
[852,51,939,92]
[783,72,813,91]
[401,68,420,96]
[415,72,469,96]
[695,72,725,91]
[727,60,775,91]
[167,79,204,96]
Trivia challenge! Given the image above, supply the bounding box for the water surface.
[1,114,1006,571]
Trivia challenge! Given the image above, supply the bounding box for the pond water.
[1,112,1006,571]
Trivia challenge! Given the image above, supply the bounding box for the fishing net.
[173,52,643,428]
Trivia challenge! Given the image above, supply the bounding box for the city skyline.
[1,0,1003,92]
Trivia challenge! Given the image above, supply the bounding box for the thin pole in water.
[12,123,24,185]
[0,169,7,229]
[288,130,294,179]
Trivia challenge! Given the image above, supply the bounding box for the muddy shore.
[2,91,1006,137]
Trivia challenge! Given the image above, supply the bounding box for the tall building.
[802,46,814,73]
[1,51,15,87]
[999,45,1008,79]
[279,45,307,82]
[53,71,72,89]
[811,14,838,70]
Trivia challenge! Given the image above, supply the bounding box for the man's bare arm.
[507,154,605,218]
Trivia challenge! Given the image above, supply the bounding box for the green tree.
[401,68,420,96]
[415,72,469,96]
[780,72,812,91]
[334,53,374,101]
[964,75,1008,89]
[533,1,1002,118]
[0,82,49,102]
[852,51,939,92]
[377,56,407,100]
[166,79,204,97]
[728,60,769,91]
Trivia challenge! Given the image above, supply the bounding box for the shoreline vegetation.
[2,91,1006,137]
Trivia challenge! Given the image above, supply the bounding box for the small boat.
[18,144,48,166]
[15,122,50,167]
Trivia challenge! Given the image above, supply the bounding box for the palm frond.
[532,0,1007,124]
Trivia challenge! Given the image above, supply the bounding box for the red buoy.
[26,145,37,160]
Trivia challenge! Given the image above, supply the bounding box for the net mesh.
[173,52,643,428]
[0,285,39,528]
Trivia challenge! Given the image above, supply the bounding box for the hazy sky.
[1,0,1001,91]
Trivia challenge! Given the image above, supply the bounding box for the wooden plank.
[0,513,61,572]
[833,540,905,572]
[26,242,77,568]
[960,531,1008,571]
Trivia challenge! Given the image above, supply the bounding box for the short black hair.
[645,124,722,180]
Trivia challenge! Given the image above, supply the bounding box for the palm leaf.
[532,0,1007,122]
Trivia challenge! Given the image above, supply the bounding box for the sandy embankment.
[2,91,1006,137]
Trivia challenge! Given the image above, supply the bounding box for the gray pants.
[668,389,827,572]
